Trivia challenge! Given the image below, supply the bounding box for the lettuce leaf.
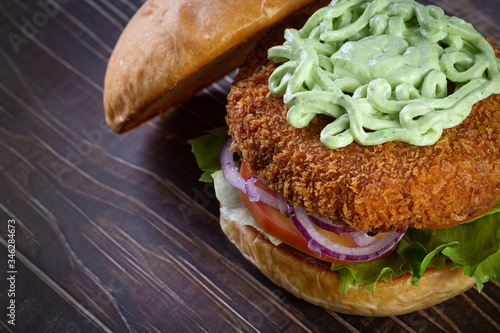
[331,207,500,294]
[332,246,408,294]
[407,212,500,267]
[190,131,500,293]
[468,246,500,292]
[188,127,228,182]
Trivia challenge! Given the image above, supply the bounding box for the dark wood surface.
[1,1,499,332]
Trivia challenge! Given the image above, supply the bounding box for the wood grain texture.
[0,0,499,332]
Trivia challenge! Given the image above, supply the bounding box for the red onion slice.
[220,138,245,192]
[308,215,354,234]
[244,176,263,202]
[289,204,405,262]
[221,137,287,212]
[245,177,281,210]
[276,192,288,215]
[349,231,378,247]
[310,214,382,247]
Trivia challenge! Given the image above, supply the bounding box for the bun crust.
[220,214,476,316]
[104,0,327,133]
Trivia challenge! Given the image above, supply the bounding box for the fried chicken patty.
[226,28,500,232]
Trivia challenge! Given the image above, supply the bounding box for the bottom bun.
[220,215,476,316]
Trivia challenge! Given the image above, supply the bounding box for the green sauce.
[268,0,500,148]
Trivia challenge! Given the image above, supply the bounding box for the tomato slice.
[424,201,498,229]
[237,189,363,264]
[238,162,395,264]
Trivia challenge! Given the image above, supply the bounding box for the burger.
[104,0,500,316]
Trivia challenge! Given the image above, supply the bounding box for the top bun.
[103,0,326,133]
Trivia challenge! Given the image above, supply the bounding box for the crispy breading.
[226,32,500,233]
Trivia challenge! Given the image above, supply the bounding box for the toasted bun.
[220,214,476,316]
[104,0,331,133]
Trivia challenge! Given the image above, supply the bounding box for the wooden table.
[1,1,499,332]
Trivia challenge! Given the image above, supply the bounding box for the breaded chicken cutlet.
[226,30,500,233]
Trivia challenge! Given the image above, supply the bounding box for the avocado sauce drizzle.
[268,0,500,149]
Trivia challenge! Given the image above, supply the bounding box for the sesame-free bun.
[103,0,329,133]
[220,213,476,316]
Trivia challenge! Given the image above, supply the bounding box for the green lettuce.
[188,127,228,182]
[189,131,500,293]
[332,210,500,294]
